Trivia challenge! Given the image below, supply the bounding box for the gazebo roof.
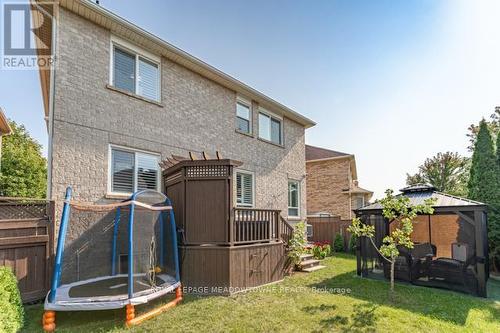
[357,184,486,211]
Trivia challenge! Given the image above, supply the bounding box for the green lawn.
[23,254,500,332]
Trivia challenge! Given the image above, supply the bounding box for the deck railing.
[232,208,281,244]
[279,216,294,246]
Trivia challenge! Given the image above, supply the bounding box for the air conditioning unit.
[306,224,313,239]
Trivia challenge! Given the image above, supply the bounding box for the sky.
[1,0,500,198]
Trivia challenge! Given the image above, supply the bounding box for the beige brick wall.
[50,8,307,224]
[306,158,352,220]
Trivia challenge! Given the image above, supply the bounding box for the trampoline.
[42,187,182,331]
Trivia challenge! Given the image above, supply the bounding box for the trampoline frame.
[42,187,183,331]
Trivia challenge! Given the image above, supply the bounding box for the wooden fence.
[307,215,352,251]
[0,198,54,302]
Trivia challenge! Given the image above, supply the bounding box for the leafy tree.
[467,107,499,151]
[0,120,46,198]
[468,121,500,271]
[406,152,469,197]
[348,189,435,300]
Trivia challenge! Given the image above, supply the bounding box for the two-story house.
[35,0,315,224]
[306,144,372,222]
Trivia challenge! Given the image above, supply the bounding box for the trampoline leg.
[42,311,56,332]
[126,304,135,326]
[125,285,183,327]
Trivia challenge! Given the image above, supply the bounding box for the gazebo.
[354,184,489,297]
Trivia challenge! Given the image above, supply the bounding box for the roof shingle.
[305,145,350,161]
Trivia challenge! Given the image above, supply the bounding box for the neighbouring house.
[305,144,373,221]
[0,108,13,169]
[33,0,315,292]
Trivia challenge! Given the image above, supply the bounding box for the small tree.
[348,189,434,300]
[333,233,344,252]
[0,121,47,198]
[287,221,307,269]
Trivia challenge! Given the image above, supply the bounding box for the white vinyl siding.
[288,180,300,217]
[111,43,160,102]
[236,171,254,207]
[236,100,251,134]
[259,111,282,145]
[109,146,160,194]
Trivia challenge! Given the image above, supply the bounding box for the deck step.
[300,254,313,261]
[300,259,320,268]
[301,265,326,273]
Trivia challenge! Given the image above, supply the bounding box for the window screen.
[111,149,134,193]
[138,57,159,101]
[236,172,253,207]
[136,153,159,190]
[288,180,299,216]
[236,102,251,133]
[113,47,135,93]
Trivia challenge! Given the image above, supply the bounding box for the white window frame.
[288,179,300,218]
[109,35,161,102]
[235,169,255,208]
[107,144,161,196]
[236,96,252,135]
[355,195,365,209]
[258,107,283,145]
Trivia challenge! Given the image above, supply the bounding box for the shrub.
[334,233,344,252]
[311,241,331,259]
[288,221,307,268]
[0,266,23,333]
[349,234,358,254]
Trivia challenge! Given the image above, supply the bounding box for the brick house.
[34,0,315,226]
[305,145,372,221]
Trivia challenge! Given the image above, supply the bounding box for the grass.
[23,254,500,332]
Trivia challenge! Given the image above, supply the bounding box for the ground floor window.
[236,171,254,207]
[109,145,160,194]
[288,180,300,217]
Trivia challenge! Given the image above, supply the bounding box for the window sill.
[288,216,301,221]
[235,129,254,138]
[257,137,284,148]
[106,84,164,107]
[105,193,131,200]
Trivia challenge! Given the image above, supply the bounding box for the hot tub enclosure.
[355,184,489,297]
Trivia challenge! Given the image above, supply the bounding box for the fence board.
[307,216,352,251]
[0,198,54,302]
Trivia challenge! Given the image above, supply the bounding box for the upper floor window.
[111,40,160,102]
[259,110,282,145]
[236,98,251,134]
[236,171,254,207]
[354,196,365,209]
[288,180,300,217]
[109,145,160,194]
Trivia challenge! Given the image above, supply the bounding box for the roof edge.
[0,108,12,135]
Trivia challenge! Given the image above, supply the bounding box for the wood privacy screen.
[307,215,352,250]
[0,198,54,302]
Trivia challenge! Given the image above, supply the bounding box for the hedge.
[0,266,24,333]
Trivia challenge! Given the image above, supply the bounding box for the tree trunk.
[390,260,395,301]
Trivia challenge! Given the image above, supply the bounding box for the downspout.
[46,4,58,199]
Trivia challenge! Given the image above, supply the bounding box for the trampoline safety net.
[47,188,180,309]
